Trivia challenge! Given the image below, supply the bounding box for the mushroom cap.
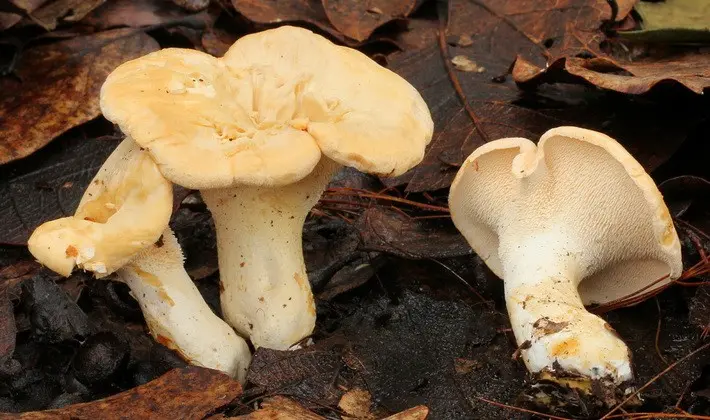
[449,126,683,305]
[100,25,433,190]
[27,138,173,277]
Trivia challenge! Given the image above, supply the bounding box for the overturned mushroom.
[98,25,433,349]
[448,126,682,401]
[28,138,251,380]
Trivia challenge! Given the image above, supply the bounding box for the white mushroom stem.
[501,233,632,385]
[118,229,251,382]
[201,159,342,350]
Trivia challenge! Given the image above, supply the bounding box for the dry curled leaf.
[0,29,158,165]
[338,388,374,419]
[381,406,429,420]
[321,0,421,42]
[3,366,242,419]
[516,54,710,95]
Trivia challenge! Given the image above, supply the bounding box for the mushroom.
[448,126,682,397]
[28,138,251,381]
[98,25,434,349]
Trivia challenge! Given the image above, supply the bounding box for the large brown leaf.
[0,29,157,166]
[386,0,708,192]
[321,0,421,42]
[4,366,242,419]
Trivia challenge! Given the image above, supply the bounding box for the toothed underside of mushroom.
[449,126,682,387]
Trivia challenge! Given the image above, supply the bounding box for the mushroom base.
[202,158,342,350]
[521,370,639,414]
[118,229,251,381]
[503,247,634,388]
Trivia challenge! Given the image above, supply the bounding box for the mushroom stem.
[117,229,251,382]
[201,158,342,350]
[502,235,633,387]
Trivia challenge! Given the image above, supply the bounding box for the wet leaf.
[386,1,707,191]
[620,0,710,44]
[355,207,472,259]
[0,136,122,246]
[0,295,16,363]
[232,396,324,419]
[321,0,421,42]
[5,366,242,419]
[0,29,158,165]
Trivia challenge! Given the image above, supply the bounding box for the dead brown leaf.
[385,0,707,192]
[339,388,375,419]
[232,396,324,419]
[0,29,157,166]
[321,0,421,42]
[530,55,710,95]
[4,366,242,419]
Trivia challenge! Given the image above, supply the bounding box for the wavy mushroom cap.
[27,138,173,277]
[100,25,433,190]
[448,126,683,305]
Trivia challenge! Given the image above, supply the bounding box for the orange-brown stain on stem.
[133,266,175,306]
[550,338,580,357]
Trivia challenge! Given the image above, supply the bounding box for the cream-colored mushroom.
[28,138,251,381]
[98,25,433,350]
[448,126,682,394]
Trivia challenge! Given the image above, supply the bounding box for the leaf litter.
[0,0,709,418]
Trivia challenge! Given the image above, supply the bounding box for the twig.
[655,297,668,365]
[474,396,571,420]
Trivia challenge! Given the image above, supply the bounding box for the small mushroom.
[448,126,682,397]
[28,138,251,381]
[98,25,433,349]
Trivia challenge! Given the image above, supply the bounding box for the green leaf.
[620,0,710,44]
